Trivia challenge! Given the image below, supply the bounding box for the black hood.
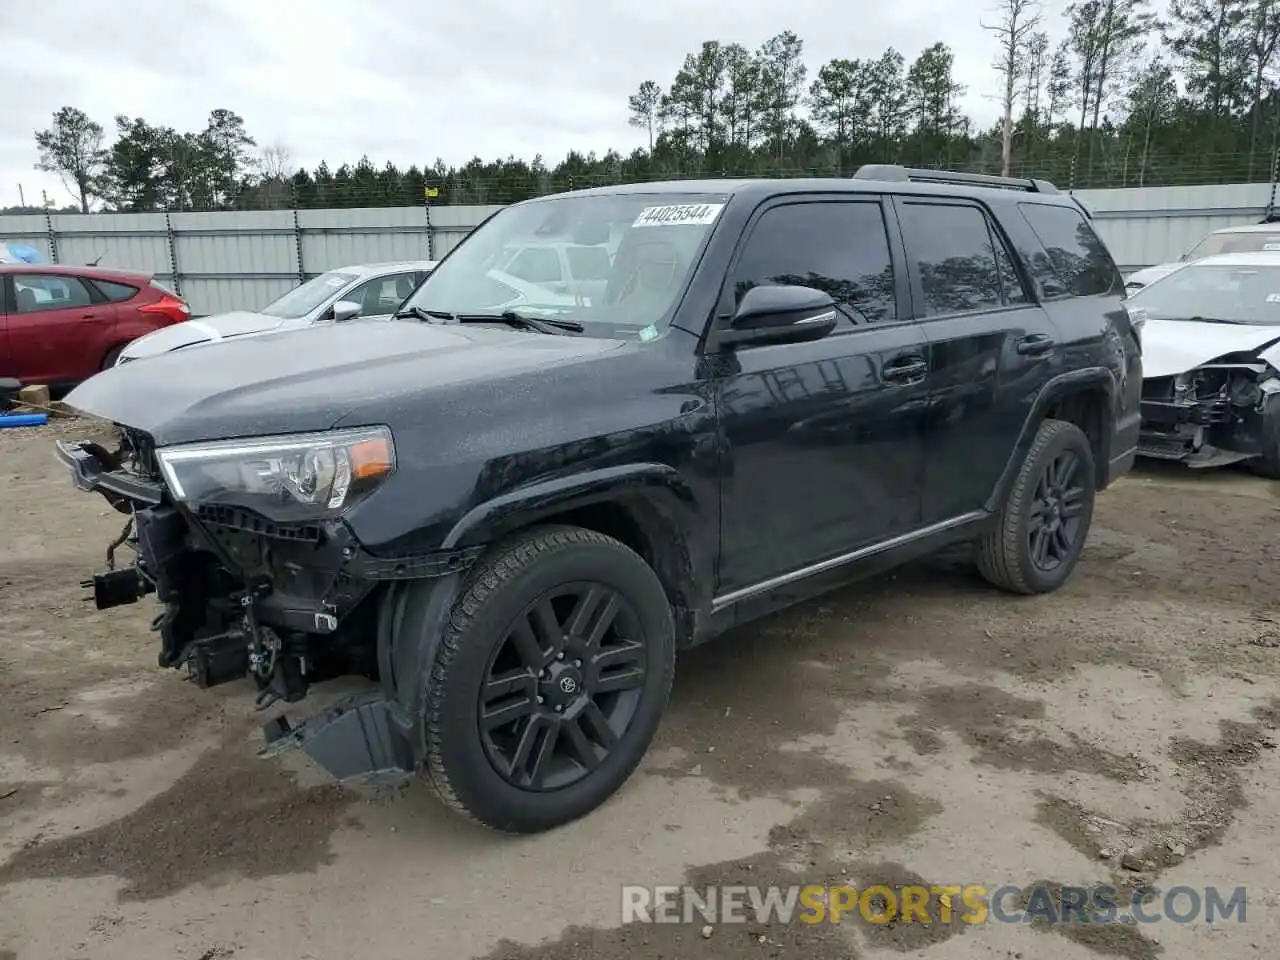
[66,318,624,446]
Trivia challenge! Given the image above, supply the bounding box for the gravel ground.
[2,419,1280,960]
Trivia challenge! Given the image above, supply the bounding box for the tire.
[101,345,125,370]
[1245,407,1280,479]
[420,524,676,833]
[977,418,1096,595]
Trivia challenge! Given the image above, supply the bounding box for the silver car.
[117,259,437,363]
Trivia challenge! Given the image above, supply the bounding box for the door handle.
[1016,333,1056,356]
[882,355,928,382]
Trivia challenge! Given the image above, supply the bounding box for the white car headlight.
[155,426,395,523]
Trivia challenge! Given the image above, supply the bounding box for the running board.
[259,691,416,786]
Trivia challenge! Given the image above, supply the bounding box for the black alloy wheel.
[419,525,676,833]
[1027,448,1087,572]
[977,418,1096,595]
[479,582,647,791]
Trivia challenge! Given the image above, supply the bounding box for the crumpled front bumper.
[1137,394,1273,467]
[53,436,474,787]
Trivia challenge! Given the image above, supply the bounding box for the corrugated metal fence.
[1,182,1276,316]
[1074,181,1278,275]
[0,205,500,316]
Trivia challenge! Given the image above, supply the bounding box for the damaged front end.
[1138,358,1280,466]
[56,425,478,785]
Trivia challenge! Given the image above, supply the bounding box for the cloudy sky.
[0,0,1072,209]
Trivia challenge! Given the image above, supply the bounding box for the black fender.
[441,462,713,645]
[441,463,699,549]
[984,367,1117,513]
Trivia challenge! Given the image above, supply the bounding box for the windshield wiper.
[1182,315,1247,325]
[393,306,455,322]
[455,311,585,335]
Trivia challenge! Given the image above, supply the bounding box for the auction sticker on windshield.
[633,203,725,227]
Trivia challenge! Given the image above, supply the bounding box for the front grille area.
[1142,376,1177,402]
[1138,435,1192,460]
[196,504,324,543]
[121,427,161,480]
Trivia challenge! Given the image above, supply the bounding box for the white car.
[1128,251,1280,473]
[1125,222,1280,293]
[116,260,437,363]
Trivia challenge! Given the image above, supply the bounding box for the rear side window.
[731,200,897,325]
[92,279,139,302]
[1018,202,1118,297]
[897,201,1022,317]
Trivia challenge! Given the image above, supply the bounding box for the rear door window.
[1018,202,1120,297]
[896,201,1014,317]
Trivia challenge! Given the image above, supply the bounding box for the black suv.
[57,166,1142,833]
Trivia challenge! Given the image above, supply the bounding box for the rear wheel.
[420,525,675,833]
[977,418,1096,595]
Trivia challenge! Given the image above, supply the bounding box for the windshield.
[260,271,357,319]
[1186,230,1280,259]
[399,192,730,338]
[1127,262,1280,325]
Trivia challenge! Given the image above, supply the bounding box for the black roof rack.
[852,164,1060,195]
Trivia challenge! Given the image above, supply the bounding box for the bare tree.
[984,0,1044,175]
[257,141,292,181]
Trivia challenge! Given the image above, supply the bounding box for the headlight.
[155,426,395,522]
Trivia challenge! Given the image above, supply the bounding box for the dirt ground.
[2,419,1280,960]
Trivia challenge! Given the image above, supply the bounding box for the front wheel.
[420,525,676,833]
[977,418,1096,595]
[1245,405,1280,479]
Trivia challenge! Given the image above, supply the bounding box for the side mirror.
[331,300,362,323]
[718,285,838,348]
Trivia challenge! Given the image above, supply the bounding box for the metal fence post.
[424,185,435,261]
[165,212,182,296]
[293,207,305,281]
[1267,150,1280,221]
[45,210,58,263]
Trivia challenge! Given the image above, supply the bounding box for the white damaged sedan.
[1129,252,1280,474]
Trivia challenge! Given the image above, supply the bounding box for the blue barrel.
[0,413,48,428]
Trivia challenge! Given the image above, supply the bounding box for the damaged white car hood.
[1140,318,1280,378]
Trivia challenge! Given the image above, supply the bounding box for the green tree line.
[20,0,1280,214]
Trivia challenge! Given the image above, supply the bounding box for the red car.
[0,265,191,386]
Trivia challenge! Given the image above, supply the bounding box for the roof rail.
[852,164,1060,195]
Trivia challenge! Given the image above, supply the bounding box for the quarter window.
[897,202,1013,317]
[91,279,139,302]
[731,201,897,326]
[1018,202,1119,297]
